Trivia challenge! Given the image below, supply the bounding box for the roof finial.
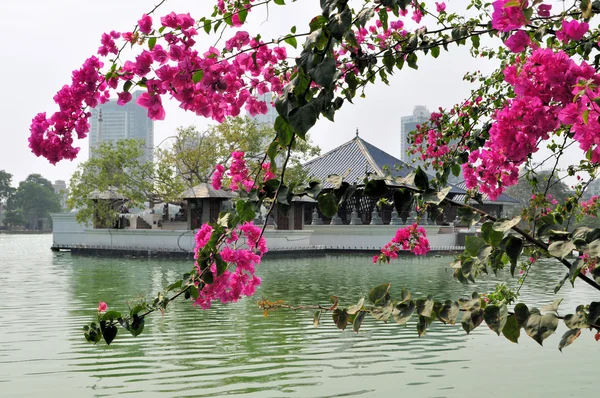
[355,127,359,137]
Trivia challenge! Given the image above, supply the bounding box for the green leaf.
[364,179,388,198]
[123,80,133,93]
[370,300,394,322]
[328,7,352,40]
[457,207,480,227]
[483,304,508,336]
[392,300,415,325]
[431,45,440,59]
[423,186,452,205]
[406,52,418,70]
[147,37,157,50]
[588,301,600,325]
[458,297,481,312]
[461,308,484,334]
[309,57,337,89]
[414,166,429,191]
[332,308,349,330]
[192,70,204,84]
[568,258,584,286]
[353,310,367,332]
[513,303,530,328]
[564,309,589,329]
[465,236,486,257]
[368,283,391,305]
[437,300,459,325]
[288,105,318,139]
[493,216,521,232]
[284,36,298,48]
[548,240,576,259]
[393,188,413,213]
[274,116,294,146]
[355,7,375,27]
[481,221,504,247]
[83,322,102,344]
[540,298,563,313]
[505,236,524,276]
[130,315,145,337]
[416,295,434,318]
[101,311,122,322]
[236,200,256,222]
[502,314,520,343]
[346,298,365,315]
[524,312,559,345]
[313,310,321,327]
[100,321,118,345]
[417,315,432,337]
[558,328,581,352]
[317,192,338,217]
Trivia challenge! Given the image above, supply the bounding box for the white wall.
[52,213,457,253]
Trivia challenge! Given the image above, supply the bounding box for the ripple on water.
[0,235,598,397]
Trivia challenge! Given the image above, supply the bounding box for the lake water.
[0,234,597,397]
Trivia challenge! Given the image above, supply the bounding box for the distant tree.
[156,116,320,188]
[5,174,61,229]
[504,169,572,216]
[68,139,182,225]
[0,170,15,202]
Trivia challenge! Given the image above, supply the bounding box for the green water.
[0,234,597,397]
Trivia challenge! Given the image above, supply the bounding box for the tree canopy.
[4,174,61,229]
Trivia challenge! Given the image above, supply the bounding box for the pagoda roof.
[180,182,236,199]
[303,134,465,194]
[451,181,520,205]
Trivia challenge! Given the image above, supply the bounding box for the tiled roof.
[303,135,465,194]
[452,181,519,204]
[180,183,236,199]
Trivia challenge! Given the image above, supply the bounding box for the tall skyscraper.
[89,90,154,163]
[52,180,68,210]
[400,105,431,168]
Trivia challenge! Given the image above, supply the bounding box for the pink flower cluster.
[211,151,255,192]
[578,253,597,276]
[262,162,276,181]
[491,0,528,32]
[504,30,530,53]
[373,223,430,263]
[193,221,267,309]
[420,129,450,167]
[464,48,600,199]
[556,20,589,44]
[581,196,600,216]
[29,56,111,164]
[216,0,255,26]
[30,9,289,164]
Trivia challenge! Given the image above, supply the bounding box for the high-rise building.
[400,105,430,168]
[89,90,154,163]
[52,180,68,210]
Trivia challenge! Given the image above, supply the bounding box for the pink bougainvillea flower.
[138,14,153,34]
[98,302,108,312]
[504,30,531,53]
[537,3,551,17]
[556,19,589,43]
[491,0,528,32]
[435,2,446,13]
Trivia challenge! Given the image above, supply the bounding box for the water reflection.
[0,235,597,397]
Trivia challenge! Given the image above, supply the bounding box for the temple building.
[301,131,518,226]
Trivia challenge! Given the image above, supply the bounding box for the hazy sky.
[0,0,503,186]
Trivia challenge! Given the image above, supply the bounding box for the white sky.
[0,0,550,187]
